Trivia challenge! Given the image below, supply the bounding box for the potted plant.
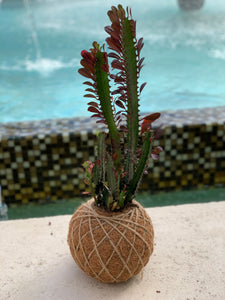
[68,4,162,283]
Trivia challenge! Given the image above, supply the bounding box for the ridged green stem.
[126,131,152,202]
[121,18,139,180]
[95,51,121,164]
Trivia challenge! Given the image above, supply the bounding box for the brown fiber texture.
[67,199,154,283]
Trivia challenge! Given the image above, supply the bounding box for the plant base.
[67,199,154,283]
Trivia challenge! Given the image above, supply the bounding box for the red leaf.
[96,119,107,124]
[87,102,99,108]
[111,60,124,71]
[111,74,125,83]
[83,81,95,87]
[81,50,88,57]
[141,119,152,134]
[104,26,113,35]
[88,106,100,113]
[78,68,93,79]
[84,94,96,98]
[80,59,94,72]
[116,115,121,121]
[110,30,120,41]
[81,50,94,62]
[120,125,127,132]
[119,94,126,102]
[140,82,147,94]
[106,37,121,54]
[139,57,145,65]
[112,86,125,95]
[117,119,122,125]
[111,90,119,95]
[107,9,119,24]
[85,88,96,93]
[141,112,161,134]
[108,52,121,60]
[138,57,145,71]
[91,114,102,118]
[111,23,121,34]
[117,4,125,19]
[115,100,125,109]
[142,112,161,122]
[137,37,144,56]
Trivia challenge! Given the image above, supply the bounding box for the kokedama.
[68,4,162,283]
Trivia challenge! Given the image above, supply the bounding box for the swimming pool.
[1,0,225,122]
[7,187,225,220]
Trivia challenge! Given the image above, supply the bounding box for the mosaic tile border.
[1,106,224,138]
[0,106,225,205]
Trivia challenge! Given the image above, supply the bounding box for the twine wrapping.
[67,199,154,283]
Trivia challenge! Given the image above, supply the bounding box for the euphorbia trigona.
[78,5,162,211]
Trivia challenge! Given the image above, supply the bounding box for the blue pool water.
[0,0,225,123]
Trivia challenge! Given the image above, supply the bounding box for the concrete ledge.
[1,202,225,300]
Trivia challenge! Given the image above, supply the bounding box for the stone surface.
[1,201,225,300]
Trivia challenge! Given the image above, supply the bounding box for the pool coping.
[0,106,225,137]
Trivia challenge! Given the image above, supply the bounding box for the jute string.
[68,200,154,282]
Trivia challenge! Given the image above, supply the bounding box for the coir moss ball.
[67,199,154,283]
